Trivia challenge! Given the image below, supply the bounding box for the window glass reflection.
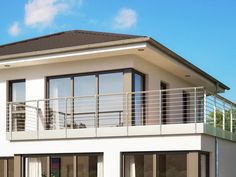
[132,73,144,126]
[11,81,25,102]
[124,153,187,177]
[10,80,26,132]
[99,73,124,127]
[74,75,96,128]
[78,155,103,177]
[48,77,71,130]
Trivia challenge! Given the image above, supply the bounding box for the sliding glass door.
[74,75,97,128]
[98,73,123,127]
[124,153,187,177]
[47,71,125,129]
[123,152,209,177]
[24,154,103,177]
[48,77,71,130]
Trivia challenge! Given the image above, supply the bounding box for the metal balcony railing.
[6,87,236,140]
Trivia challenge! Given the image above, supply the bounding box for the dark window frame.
[8,79,26,102]
[8,79,26,132]
[131,70,146,126]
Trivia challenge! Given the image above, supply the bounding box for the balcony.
[6,87,236,141]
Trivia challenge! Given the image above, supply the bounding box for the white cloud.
[24,0,82,27]
[113,8,137,30]
[8,22,21,37]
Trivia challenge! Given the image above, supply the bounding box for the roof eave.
[147,38,230,91]
[0,36,229,91]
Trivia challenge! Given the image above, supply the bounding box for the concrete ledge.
[67,128,96,138]
[161,123,200,134]
[38,129,66,139]
[6,123,236,142]
[128,125,161,136]
[10,131,37,140]
[97,127,127,137]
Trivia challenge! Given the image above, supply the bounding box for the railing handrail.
[7,86,205,104]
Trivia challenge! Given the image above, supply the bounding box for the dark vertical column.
[158,154,166,177]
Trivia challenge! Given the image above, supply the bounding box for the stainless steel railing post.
[9,103,12,141]
[223,102,225,131]
[65,98,68,138]
[204,89,207,124]
[230,104,233,133]
[37,100,39,139]
[126,92,129,136]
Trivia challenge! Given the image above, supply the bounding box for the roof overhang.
[0,37,229,93]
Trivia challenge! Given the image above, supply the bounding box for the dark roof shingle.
[0,30,143,56]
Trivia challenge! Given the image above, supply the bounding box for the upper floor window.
[8,79,26,131]
[9,79,26,102]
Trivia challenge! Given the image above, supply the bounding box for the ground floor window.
[0,158,14,177]
[25,157,48,177]
[24,154,103,177]
[200,153,209,177]
[123,152,209,177]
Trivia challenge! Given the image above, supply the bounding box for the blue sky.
[0,0,236,102]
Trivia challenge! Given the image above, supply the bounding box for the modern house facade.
[0,30,235,177]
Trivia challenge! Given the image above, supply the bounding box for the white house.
[0,30,235,177]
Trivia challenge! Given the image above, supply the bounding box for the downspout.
[215,83,219,177]
[215,137,219,177]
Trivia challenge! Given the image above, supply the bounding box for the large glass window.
[50,156,74,177]
[9,80,26,131]
[25,157,48,177]
[24,154,103,177]
[78,155,103,177]
[99,73,124,127]
[0,159,14,177]
[47,71,125,128]
[48,77,71,130]
[124,153,187,177]
[74,75,97,128]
